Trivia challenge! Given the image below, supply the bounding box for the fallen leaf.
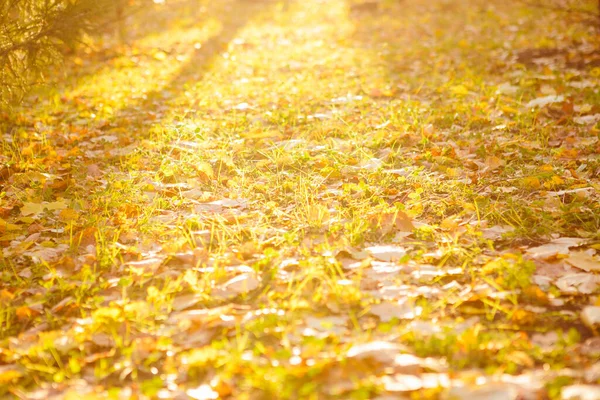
[365,245,407,262]
[346,341,407,364]
[359,157,384,171]
[393,354,447,374]
[376,211,414,234]
[222,273,260,295]
[20,202,44,216]
[484,156,505,171]
[0,218,20,232]
[526,237,585,259]
[304,315,347,337]
[18,268,32,279]
[59,208,79,222]
[447,383,519,400]
[582,306,600,330]
[187,384,219,400]
[125,258,163,275]
[233,102,251,111]
[562,385,600,400]
[24,244,68,263]
[519,176,541,189]
[381,374,424,392]
[573,114,600,125]
[546,187,593,199]
[450,85,469,96]
[370,299,421,322]
[16,305,41,320]
[555,273,600,294]
[21,200,67,216]
[0,364,24,384]
[172,294,204,311]
[566,251,600,272]
[87,164,102,177]
[525,95,564,108]
[496,82,519,95]
[482,225,515,240]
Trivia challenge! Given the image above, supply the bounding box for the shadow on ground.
[109,0,288,131]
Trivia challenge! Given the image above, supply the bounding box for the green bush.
[0,0,125,105]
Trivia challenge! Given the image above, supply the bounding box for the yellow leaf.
[196,161,214,180]
[0,365,23,384]
[520,177,541,189]
[485,156,505,170]
[21,145,34,156]
[46,201,68,211]
[450,85,469,96]
[183,347,220,367]
[0,218,20,232]
[153,51,167,60]
[543,175,564,189]
[59,208,79,222]
[21,201,67,216]
[441,216,459,231]
[20,202,44,216]
[377,210,414,233]
[16,306,39,320]
[555,148,578,159]
[0,233,20,241]
[0,289,15,302]
[501,106,519,114]
[445,167,459,178]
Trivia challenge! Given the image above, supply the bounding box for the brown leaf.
[566,251,600,272]
[370,299,421,322]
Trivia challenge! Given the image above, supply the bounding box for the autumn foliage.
[1,0,600,398]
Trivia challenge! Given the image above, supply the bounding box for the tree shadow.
[110,0,277,131]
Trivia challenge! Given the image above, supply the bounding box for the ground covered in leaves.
[2,0,600,398]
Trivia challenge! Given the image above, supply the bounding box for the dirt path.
[1,0,600,398]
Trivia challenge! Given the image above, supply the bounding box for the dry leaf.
[555,273,600,294]
[172,294,204,311]
[370,299,421,322]
[573,114,600,125]
[366,245,407,262]
[527,237,585,259]
[303,316,347,337]
[582,306,600,331]
[59,208,79,222]
[87,164,102,177]
[187,384,219,400]
[381,374,424,392]
[447,384,519,400]
[222,273,260,295]
[21,200,67,216]
[566,251,600,272]
[126,258,163,275]
[484,156,505,171]
[525,95,564,108]
[482,225,515,240]
[347,341,407,364]
[377,211,414,234]
[450,85,469,96]
[562,385,600,400]
[0,218,20,232]
[0,364,24,384]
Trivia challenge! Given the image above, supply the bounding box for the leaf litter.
[2,0,600,398]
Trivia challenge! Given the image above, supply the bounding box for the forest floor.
[2,0,600,398]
